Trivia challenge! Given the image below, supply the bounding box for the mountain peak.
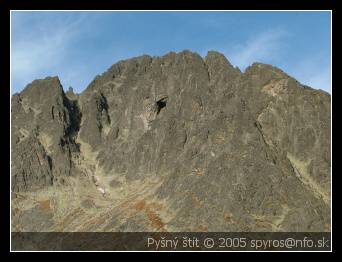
[205,50,233,66]
[11,50,331,233]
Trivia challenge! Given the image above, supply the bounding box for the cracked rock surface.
[11,50,331,232]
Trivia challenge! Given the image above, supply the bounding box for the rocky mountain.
[11,50,331,232]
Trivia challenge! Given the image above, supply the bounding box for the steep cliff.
[11,50,331,232]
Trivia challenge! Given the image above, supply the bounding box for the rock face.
[11,77,81,192]
[11,50,331,232]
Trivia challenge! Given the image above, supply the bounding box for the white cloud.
[12,30,66,77]
[225,29,289,70]
[212,28,331,93]
[11,13,86,91]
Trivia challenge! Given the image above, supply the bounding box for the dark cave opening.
[156,99,167,115]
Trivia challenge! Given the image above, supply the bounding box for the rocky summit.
[11,50,331,232]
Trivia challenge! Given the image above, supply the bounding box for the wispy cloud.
[12,29,68,79]
[225,29,290,70]
[11,12,86,92]
[213,28,331,93]
[11,12,331,94]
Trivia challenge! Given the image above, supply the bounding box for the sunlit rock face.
[11,50,331,232]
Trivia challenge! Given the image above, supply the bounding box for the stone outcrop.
[11,50,331,232]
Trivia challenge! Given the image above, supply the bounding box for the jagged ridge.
[11,50,331,232]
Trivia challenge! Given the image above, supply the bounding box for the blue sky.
[11,11,331,94]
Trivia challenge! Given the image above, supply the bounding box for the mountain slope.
[11,50,331,232]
